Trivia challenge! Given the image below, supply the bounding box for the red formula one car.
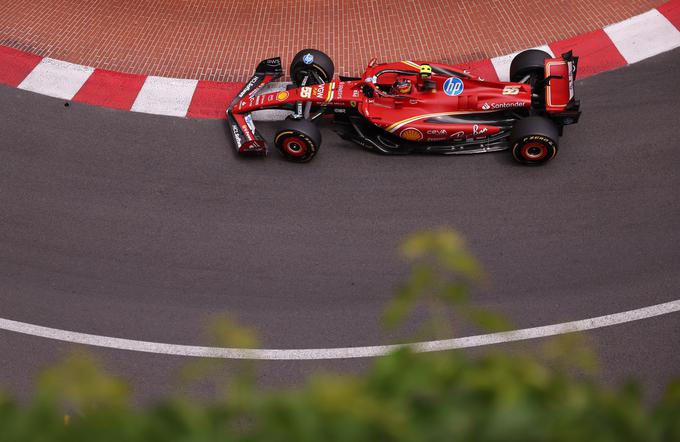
[227,48,580,165]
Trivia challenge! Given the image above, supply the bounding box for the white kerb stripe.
[18,58,94,100]
[491,45,554,82]
[604,9,680,64]
[131,76,199,117]
[0,299,678,360]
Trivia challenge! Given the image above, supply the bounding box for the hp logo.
[443,77,464,96]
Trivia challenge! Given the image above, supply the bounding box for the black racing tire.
[509,49,550,83]
[290,49,335,86]
[274,119,322,163]
[510,116,559,165]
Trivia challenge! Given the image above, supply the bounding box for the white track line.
[1,300,678,360]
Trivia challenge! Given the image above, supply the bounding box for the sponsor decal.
[400,127,423,141]
[352,89,361,98]
[300,87,312,99]
[333,108,346,113]
[337,83,344,98]
[443,77,464,96]
[244,114,255,132]
[303,53,314,65]
[232,124,242,146]
[427,137,447,142]
[502,86,521,95]
[472,124,488,136]
[568,61,575,99]
[266,58,280,66]
[238,77,259,98]
[241,125,253,141]
[315,84,326,99]
[350,101,357,107]
[450,130,465,139]
[426,129,448,135]
[267,95,274,102]
[276,91,289,101]
[482,101,525,110]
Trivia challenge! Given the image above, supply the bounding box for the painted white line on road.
[605,9,680,64]
[18,58,94,100]
[490,45,554,82]
[1,300,678,360]
[131,76,198,117]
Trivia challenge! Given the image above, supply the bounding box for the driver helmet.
[393,78,412,94]
[419,64,433,78]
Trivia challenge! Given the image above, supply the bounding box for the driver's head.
[419,64,432,78]
[393,78,412,94]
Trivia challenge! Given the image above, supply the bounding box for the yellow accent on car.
[326,82,335,102]
[401,61,422,70]
[386,111,481,133]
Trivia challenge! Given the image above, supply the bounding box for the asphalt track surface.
[1,49,679,400]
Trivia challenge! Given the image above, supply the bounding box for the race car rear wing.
[226,57,284,155]
[545,51,581,126]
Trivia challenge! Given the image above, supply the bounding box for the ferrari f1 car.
[226,48,580,165]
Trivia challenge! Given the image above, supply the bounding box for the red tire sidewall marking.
[283,136,308,158]
[521,140,549,161]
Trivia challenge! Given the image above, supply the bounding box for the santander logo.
[481,101,524,110]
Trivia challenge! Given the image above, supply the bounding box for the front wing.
[226,57,283,155]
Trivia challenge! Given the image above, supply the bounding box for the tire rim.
[283,136,308,157]
[521,141,548,161]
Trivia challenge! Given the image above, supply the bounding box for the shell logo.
[276,91,290,101]
[399,127,423,141]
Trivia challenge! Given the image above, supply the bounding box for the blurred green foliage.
[384,229,509,337]
[1,229,678,441]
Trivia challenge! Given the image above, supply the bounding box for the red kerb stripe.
[72,69,147,110]
[187,80,244,119]
[0,45,42,87]
[658,0,680,29]
[549,29,627,79]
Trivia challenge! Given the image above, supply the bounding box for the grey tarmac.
[0,49,679,401]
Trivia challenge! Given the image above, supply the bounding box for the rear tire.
[290,49,334,86]
[510,49,550,82]
[510,116,559,165]
[274,119,322,163]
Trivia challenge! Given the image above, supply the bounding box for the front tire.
[290,49,334,86]
[274,119,322,163]
[510,116,559,165]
